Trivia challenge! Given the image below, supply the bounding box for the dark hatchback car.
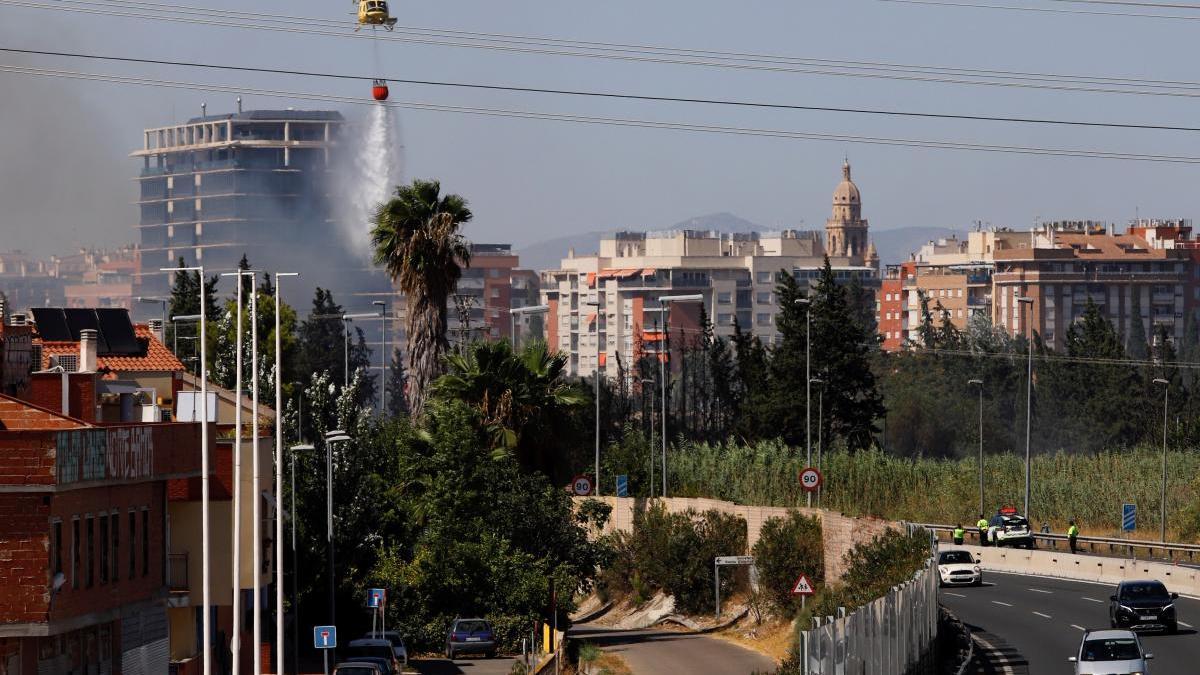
[1110,580,1179,633]
[446,618,497,659]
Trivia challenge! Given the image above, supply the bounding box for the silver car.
[1069,629,1153,675]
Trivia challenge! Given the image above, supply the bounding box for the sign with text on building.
[56,427,155,485]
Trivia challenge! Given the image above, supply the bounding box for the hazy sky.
[2,0,1199,257]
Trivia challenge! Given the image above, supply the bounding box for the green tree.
[296,287,373,402]
[768,271,810,446]
[386,347,409,418]
[1128,288,1149,360]
[809,257,885,450]
[731,319,771,440]
[371,179,474,417]
[167,257,219,374]
[751,511,823,615]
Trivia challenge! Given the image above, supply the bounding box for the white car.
[1069,629,1153,675]
[937,549,982,586]
[987,511,1035,548]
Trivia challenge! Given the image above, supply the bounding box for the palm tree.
[371,179,473,416]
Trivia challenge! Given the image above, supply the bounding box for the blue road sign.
[616,475,629,498]
[1122,504,1136,532]
[368,588,386,608]
[313,625,337,649]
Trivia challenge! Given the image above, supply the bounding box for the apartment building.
[541,161,881,377]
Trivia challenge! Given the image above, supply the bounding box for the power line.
[878,0,1200,20]
[8,0,1200,98]
[10,47,1200,133]
[902,345,1200,369]
[4,61,1200,164]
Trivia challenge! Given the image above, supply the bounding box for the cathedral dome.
[832,160,860,205]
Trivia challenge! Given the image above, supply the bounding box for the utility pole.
[1017,296,1034,517]
[274,273,297,675]
[968,379,984,516]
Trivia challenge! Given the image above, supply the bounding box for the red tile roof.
[36,324,185,376]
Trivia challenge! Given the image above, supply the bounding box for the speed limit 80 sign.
[799,467,822,492]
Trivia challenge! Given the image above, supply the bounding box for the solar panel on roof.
[96,308,141,355]
[30,308,71,341]
[63,308,109,353]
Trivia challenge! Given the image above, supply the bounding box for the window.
[111,513,119,583]
[717,313,733,325]
[756,291,772,305]
[52,520,62,576]
[490,287,501,299]
[756,313,772,326]
[72,518,80,589]
[129,511,137,580]
[86,516,94,588]
[142,509,150,577]
[99,516,109,584]
[717,292,732,305]
[756,271,772,284]
[956,289,963,298]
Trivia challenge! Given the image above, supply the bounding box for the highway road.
[941,571,1200,674]
[572,624,778,674]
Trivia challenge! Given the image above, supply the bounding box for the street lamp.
[968,379,984,516]
[161,266,211,675]
[274,273,297,675]
[509,304,550,350]
[137,296,168,343]
[1016,296,1035,517]
[1153,378,1170,542]
[372,301,388,415]
[640,378,655,497]
[657,294,703,497]
[171,314,201,359]
[809,377,824,508]
[795,297,813,507]
[287,443,314,675]
[585,299,601,496]
[323,430,350,635]
[342,312,384,389]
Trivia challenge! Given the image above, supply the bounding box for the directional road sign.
[715,556,755,566]
[799,467,822,493]
[791,574,815,596]
[368,588,386,608]
[615,474,629,498]
[571,474,594,497]
[313,625,337,649]
[1122,503,1136,532]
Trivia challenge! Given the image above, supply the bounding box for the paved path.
[409,654,522,674]
[572,624,777,674]
[941,571,1200,674]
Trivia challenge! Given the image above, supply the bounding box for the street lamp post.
[170,314,201,360]
[373,301,388,414]
[1016,296,1035,516]
[640,378,655,497]
[288,444,313,675]
[657,294,703,498]
[809,377,824,507]
[1153,378,1170,542]
[161,266,211,675]
[274,273,297,675]
[323,430,350,637]
[795,297,813,507]
[968,379,984,516]
[585,299,601,495]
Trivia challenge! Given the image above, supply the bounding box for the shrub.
[839,528,931,609]
[752,511,824,616]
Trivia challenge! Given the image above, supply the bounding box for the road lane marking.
[1082,597,1103,603]
[1071,624,1086,631]
[1032,611,1052,619]
[991,601,1013,607]
[944,592,967,598]
[1028,588,1052,594]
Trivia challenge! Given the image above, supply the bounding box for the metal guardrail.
[912,522,1200,560]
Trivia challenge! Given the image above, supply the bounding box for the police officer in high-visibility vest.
[953,524,965,545]
[977,514,990,547]
[1068,519,1080,554]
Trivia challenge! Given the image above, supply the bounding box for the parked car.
[332,662,386,675]
[446,618,498,660]
[343,638,399,671]
[1069,629,1153,675]
[1110,579,1179,633]
[367,631,408,666]
[986,508,1034,548]
[936,549,982,587]
[347,656,394,675]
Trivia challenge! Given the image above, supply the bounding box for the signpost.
[799,467,822,493]
[368,588,387,637]
[714,556,756,617]
[1123,504,1137,533]
[616,474,629,498]
[571,474,594,497]
[314,625,337,675]
[791,573,815,610]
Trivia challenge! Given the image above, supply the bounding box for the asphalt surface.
[408,654,523,674]
[572,624,778,674]
[941,571,1200,674]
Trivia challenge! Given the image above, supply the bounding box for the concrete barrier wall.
[955,544,1200,595]
[579,496,896,582]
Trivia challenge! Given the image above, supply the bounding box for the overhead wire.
[6,0,1200,97]
[9,46,1200,133]
[878,0,1200,19]
[4,62,1200,164]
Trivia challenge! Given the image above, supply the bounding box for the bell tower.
[825,160,870,261]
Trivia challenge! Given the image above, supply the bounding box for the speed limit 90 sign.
[572,474,594,496]
[799,467,822,492]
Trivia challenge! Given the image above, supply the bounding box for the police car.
[986,507,1035,548]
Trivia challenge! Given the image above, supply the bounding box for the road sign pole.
[323,650,328,675]
[714,559,720,619]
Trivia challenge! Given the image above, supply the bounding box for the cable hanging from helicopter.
[355,0,395,100]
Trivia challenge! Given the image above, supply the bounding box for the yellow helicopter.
[355,0,397,30]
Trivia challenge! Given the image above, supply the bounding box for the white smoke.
[340,103,405,258]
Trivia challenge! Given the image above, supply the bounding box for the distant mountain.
[514,215,960,271]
